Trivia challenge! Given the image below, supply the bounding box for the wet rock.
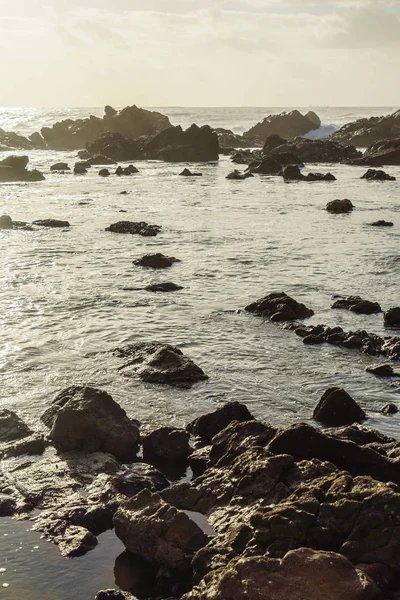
[144,282,183,292]
[384,307,400,328]
[88,154,116,165]
[0,434,46,459]
[366,364,395,377]
[75,160,91,169]
[215,128,255,150]
[183,548,378,600]
[106,221,161,236]
[95,590,135,600]
[0,215,13,229]
[143,427,191,462]
[243,110,321,144]
[113,489,208,575]
[370,220,393,227]
[303,334,325,345]
[0,155,45,182]
[263,133,287,153]
[0,128,34,151]
[313,387,367,427]
[249,156,282,175]
[267,137,361,163]
[50,162,70,171]
[332,296,382,314]
[382,403,398,415]
[0,409,33,443]
[188,446,211,477]
[361,168,396,181]
[87,132,144,161]
[187,402,255,443]
[133,253,180,269]
[144,124,219,162]
[245,291,314,321]
[114,342,208,388]
[282,165,336,181]
[180,168,203,176]
[231,149,263,165]
[352,137,400,167]
[0,494,17,516]
[326,199,354,213]
[41,385,139,461]
[32,219,70,228]
[226,170,253,180]
[73,164,87,175]
[330,109,400,147]
[99,168,110,177]
[58,525,98,557]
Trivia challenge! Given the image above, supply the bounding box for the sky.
[0,0,399,107]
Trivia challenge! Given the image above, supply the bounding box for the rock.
[143,427,191,462]
[243,110,321,144]
[313,387,367,427]
[370,220,393,227]
[303,334,325,345]
[113,342,208,388]
[95,591,134,600]
[29,132,47,149]
[326,199,354,213]
[0,155,45,182]
[75,161,91,169]
[144,124,219,162]
[384,307,400,328]
[366,364,394,377]
[245,292,314,321]
[0,409,32,443]
[88,154,116,165]
[104,105,117,118]
[183,548,378,600]
[215,128,256,150]
[330,109,400,147]
[382,403,398,415]
[105,221,161,236]
[133,253,180,269]
[249,156,283,175]
[0,128,33,151]
[188,447,211,477]
[87,132,144,161]
[0,434,46,460]
[41,385,140,461]
[332,296,382,314]
[226,170,253,180]
[263,134,287,153]
[282,165,336,181]
[0,215,13,229]
[50,162,70,171]
[0,494,17,516]
[351,137,400,166]
[361,169,396,181]
[187,402,255,443]
[180,168,203,176]
[125,164,139,174]
[231,149,263,165]
[145,282,183,292]
[265,137,361,164]
[32,219,70,228]
[113,489,207,575]
[73,164,87,175]
[99,168,110,176]
[58,525,98,557]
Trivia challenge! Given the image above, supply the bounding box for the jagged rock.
[87,132,144,161]
[105,221,161,236]
[231,149,263,165]
[180,168,203,176]
[88,154,116,165]
[361,169,396,181]
[0,127,33,150]
[313,388,366,427]
[366,364,394,377]
[215,128,256,149]
[113,342,208,388]
[104,105,118,118]
[32,219,70,228]
[351,137,400,166]
[0,215,13,229]
[0,155,45,182]
[187,402,255,443]
[50,162,70,171]
[29,131,47,149]
[332,296,382,314]
[144,124,219,162]
[243,110,321,144]
[144,282,183,292]
[330,109,400,147]
[245,292,314,321]
[58,525,98,557]
[0,409,32,443]
[133,253,180,269]
[326,199,354,213]
[226,170,253,180]
[384,307,400,328]
[283,164,336,181]
[99,168,110,176]
[370,220,393,227]
[143,427,191,462]
[41,385,139,461]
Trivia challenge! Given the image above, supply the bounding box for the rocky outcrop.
[351,138,400,166]
[133,253,180,269]
[361,168,396,181]
[330,109,400,147]
[0,128,33,151]
[332,296,382,314]
[144,124,219,162]
[245,292,314,322]
[269,137,361,163]
[105,221,161,236]
[282,165,336,181]
[384,307,400,328]
[41,385,139,461]
[313,387,366,427]
[0,155,45,182]
[113,342,208,388]
[243,110,321,144]
[326,199,354,213]
[86,133,144,161]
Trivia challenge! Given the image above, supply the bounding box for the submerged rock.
[226,170,253,180]
[50,162,70,171]
[114,342,208,388]
[32,219,70,228]
[144,282,183,292]
[245,292,314,321]
[133,253,180,269]
[313,387,367,427]
[105,221,161,236]
[0,155,45,182]
[332,296,382,314]
[326,199,354,213]
[361,168,396,181]
[370,220,393,227]
[366,364,395,377]
[243,110,321,144]
[282,164,336,181]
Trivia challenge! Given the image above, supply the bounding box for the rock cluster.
[332,295,382,314]
[105,221,161,236]
[0,155,45,182]
[351,138,400,166]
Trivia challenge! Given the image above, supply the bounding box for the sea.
[0,105,399,599]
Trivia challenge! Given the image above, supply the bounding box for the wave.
[303,123,340,140]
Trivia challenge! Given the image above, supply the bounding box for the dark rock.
[114,342,208,388]
[382,403,398,415]
[332,296,382,314]
[180,168,203,176]
[0,128,33,151]
[95,590,134,600]
[105,221,161,236]
[0,494,17,517]
[303,334,325,345]
[282,165,336,181]
[133,253,180,269]
[384,307,400,328]
[226,170,253,180]
[41,385,140,461]
[99,168,110,177]
[73,164,87,175]
[351,137,400,166]
[313,387,367,427]
[249,156,282,175]
[115,166,124,175]
[330,109,400,147]
[366,364,394,377]
[370,220,393,227]
[143,427,191,462]
[50,162,70,171]
[326,199,354,213]
[243,110,321,144]
[75,161,91,169]
[267,137,361,164]
[187,402,255,443]
[104,105,118,118]
[215,128,256,149]
[231,149,263,165]
[87,132,144,161]
[0,215,13,229]
[0,409,32,443]
[32,219,70,228]
[29,132,47,149]
[144,124,219,162]
[188,446,211,477]
[263,134,287,153]
[145,282,183,292]
[245,292,314,321]
[88,154,116,165]
[0,433,46,459]
[361,168,396,181]
[0,155,45,182]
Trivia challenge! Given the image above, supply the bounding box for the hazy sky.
[1,0,399,106]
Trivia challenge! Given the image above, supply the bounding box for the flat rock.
[133,253,180,269]
[32,219,70,228]
[106,221,161,236]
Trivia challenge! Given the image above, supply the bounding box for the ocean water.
[0,106,400,599]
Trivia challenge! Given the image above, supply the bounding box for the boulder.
[113,342,208,388]
[0,155,45,182]
[361,168,396,181]
[243,110,321,143]
[226,170,253,180]
[0,409,32,443]
[187,402,255,443]
[330,109,400,147]
[382,403,398,415]
[326,199,354,214]
[50,162,70,171]
[32,219,70,228]
[99,168,110,177]
[0,215,13,229]
[41,385,140,461]
[370,220,393,227]
[133,253,180,269]
[180,168,203,176]
[143,427,191,462]
[313,387,367,427]
[105,221,161,236]
[87,132,144,161]
[384,307,400,328]
[245,292,314,321]
[332,296,382,314]
[231,149,263,165]
[144,124,219,162]
[144,282,183,292]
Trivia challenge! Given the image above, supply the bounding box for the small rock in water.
[134,253,180,269]
[361,168,396,181]
[0,215,13,229]
[144,282,183,292]
[370,220,393,227]
[384,307,400,328]
[245,291,314,321]
[73,164,87,175]
[332,295,382,314]
[99,168,110,177]
[226,170,253,180]
[33,219,70,228]
[179,168,202,176]
[382,403,398,415]
[326,199,354,213]
[366,364,394,377]
[50,162,70,171]
[313,387,366,427]
[106,221,161,236]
